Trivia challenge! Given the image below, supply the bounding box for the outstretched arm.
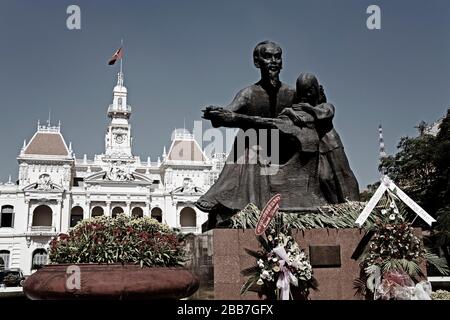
[203,87,281,129]
[203,108,277,130]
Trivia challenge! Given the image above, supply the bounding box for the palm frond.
[240,275,258,295]
[399,259,422,276]
[309,278,319,291]
[353,278,367,297]
[228,201,375,230]
[240,265,260,277]
[382,258,421,276]
[256,235,271,252]
[243,248,265,260]
[425,250,450,275]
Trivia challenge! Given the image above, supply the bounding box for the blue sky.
[1,0,449,188]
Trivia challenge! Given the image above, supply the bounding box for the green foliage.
[378,110,450,268]
[424,250,450,275]
[49,214,185,267]
[228,201,374,230]
[381,134,437,210]
[433,206,450,247]
[352,277,368,297]
[360,182,380,202]
[381,259,422,277]
[243,248,265,260]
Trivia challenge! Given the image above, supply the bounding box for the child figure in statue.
[280,73,360,203]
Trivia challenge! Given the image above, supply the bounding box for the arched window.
[32,205,52,227]
[112,207,124,218]
[0,205,14,228]
[32,249,48,270]
[91,206,104,217]
[0,250,10,270]
[180,207,196,227]
[70,206,84,228]
[151,207,162,223]
[131,207,143,218]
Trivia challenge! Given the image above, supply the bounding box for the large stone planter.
[23,264,199,300]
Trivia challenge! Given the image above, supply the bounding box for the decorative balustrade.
[180,226,200,234]
[29,226,55,233]
[108,104,132,113]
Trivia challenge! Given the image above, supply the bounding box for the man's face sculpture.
[254,43,283,81]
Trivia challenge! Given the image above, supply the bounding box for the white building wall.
[1,164,220,275]
[0,73,226,276]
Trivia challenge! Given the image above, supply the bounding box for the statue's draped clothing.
[197,81,328,224]
[291,103,360,204]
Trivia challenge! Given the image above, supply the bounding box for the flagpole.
[120,38,123,75]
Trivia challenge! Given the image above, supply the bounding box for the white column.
[175,203,180,229]
[55,200,62,232]
[51,201,57,232]
[126,201,131,216]
[85,201,91,219]
[106,201,111,217]
[26,200,32,231]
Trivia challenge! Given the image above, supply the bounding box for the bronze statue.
[195,41,359,229]
[282,73,360,203]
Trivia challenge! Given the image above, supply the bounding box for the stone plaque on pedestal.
[309,245,341,267]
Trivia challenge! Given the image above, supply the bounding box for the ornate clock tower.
[105,71,133,158]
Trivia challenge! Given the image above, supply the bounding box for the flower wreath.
[241,216,318,300]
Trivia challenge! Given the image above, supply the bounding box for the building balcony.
[26,226,57,236]
[180,226,200,234]
[107,104,132,114]
[30,226,54,232]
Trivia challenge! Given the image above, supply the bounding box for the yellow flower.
[272,265,280,272]
[256,279,264,286]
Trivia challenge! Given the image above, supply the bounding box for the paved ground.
[0,287,26,299]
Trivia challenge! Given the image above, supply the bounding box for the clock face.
[115,134,124,144]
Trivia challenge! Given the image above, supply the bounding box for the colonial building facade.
[0,71,225,275]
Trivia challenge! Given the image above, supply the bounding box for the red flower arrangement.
[49,214,185,267]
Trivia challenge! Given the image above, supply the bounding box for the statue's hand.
[202,106,223,120]
[203,105,222,112]
[280,107,295,117]
[295,112,315,127]
[280,108,314,126]
[280,107,302,123]
[293,103,315,113]
[202,107,235,125]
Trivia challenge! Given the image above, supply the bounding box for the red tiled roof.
[24,132,69,156]
[167,140,205,161]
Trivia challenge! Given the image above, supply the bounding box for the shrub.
[431,290,450,300]
[49,214,185,267]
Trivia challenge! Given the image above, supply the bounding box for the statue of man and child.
[195,41,360,229]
